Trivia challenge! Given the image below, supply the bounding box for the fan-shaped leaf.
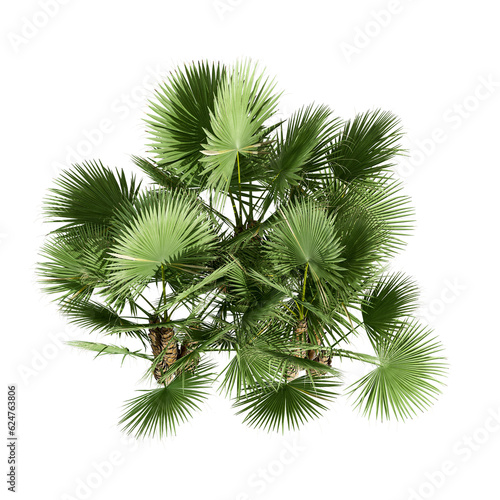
[107,190,219,299]
[265,104,341,204]
[323,175,414,255]
[146,61,226,186]
[335,207,386,289]
[348,320,447,421]
[61,300,147,341]
[265,200,344,283]
[44,160,140,230]
[201,60,280,194]
[119,362,214,438]
[329,109,403,182]
[362,272,420,339]
[38,225,110,303]
[234,375,340,432]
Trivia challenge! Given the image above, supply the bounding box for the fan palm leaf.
[233,374,340,432]
[43,160,140,231]
[264,104,341,206]
[146,61,226,186]
[328,109,404,182]
[106,189,219,300]
[362,272,420,341]
[119,362,214,438]
[264,200,344,284]
[201,59,280,195]
[38,224,110,303]
[348,320,447,421]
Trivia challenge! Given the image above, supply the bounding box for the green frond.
[334,207,386,290]
[130,155,186,190]
[233,374,340,432]
[38,225,110,303]
[66,341,152,361]
[106,189,219,300]
[264,200,344,284]
[158,261,236,312]
[146,61,226,186]
[44,160,140,231]
[264,104,341,205]
[328,109,404,182]
[362,272,420,341]
[240,289,292,328]
[322,174,414,260]
[224,258,263,302]
[119,362,214,438]
[218,345,282,397]
[353,176,414,242]
[61,300,147,341]
[201,59,280,195]
[348,320,447,421]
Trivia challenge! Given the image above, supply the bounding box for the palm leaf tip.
[66,341,152,362]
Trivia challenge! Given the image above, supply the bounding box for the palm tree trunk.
[287,318,308,381]
[308,333,331,376]
[178,339,199,371]
[148,317,178,383]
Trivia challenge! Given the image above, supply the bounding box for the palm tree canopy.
[37,59,446,437]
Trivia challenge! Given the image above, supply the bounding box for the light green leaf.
[201,59,280,195]
[107,189,219,300]
[66,341,152,361]
[264,200,344,283]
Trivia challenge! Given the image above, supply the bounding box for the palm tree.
[37,60,446,437]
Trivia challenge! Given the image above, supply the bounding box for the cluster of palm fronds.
[38,60,446,437]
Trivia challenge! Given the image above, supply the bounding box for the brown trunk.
[287,318,308,381]
[148,317,178,383]
[178,340,199,371]
[308,334,331,376]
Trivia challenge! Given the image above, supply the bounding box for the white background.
[1,1,499,499]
